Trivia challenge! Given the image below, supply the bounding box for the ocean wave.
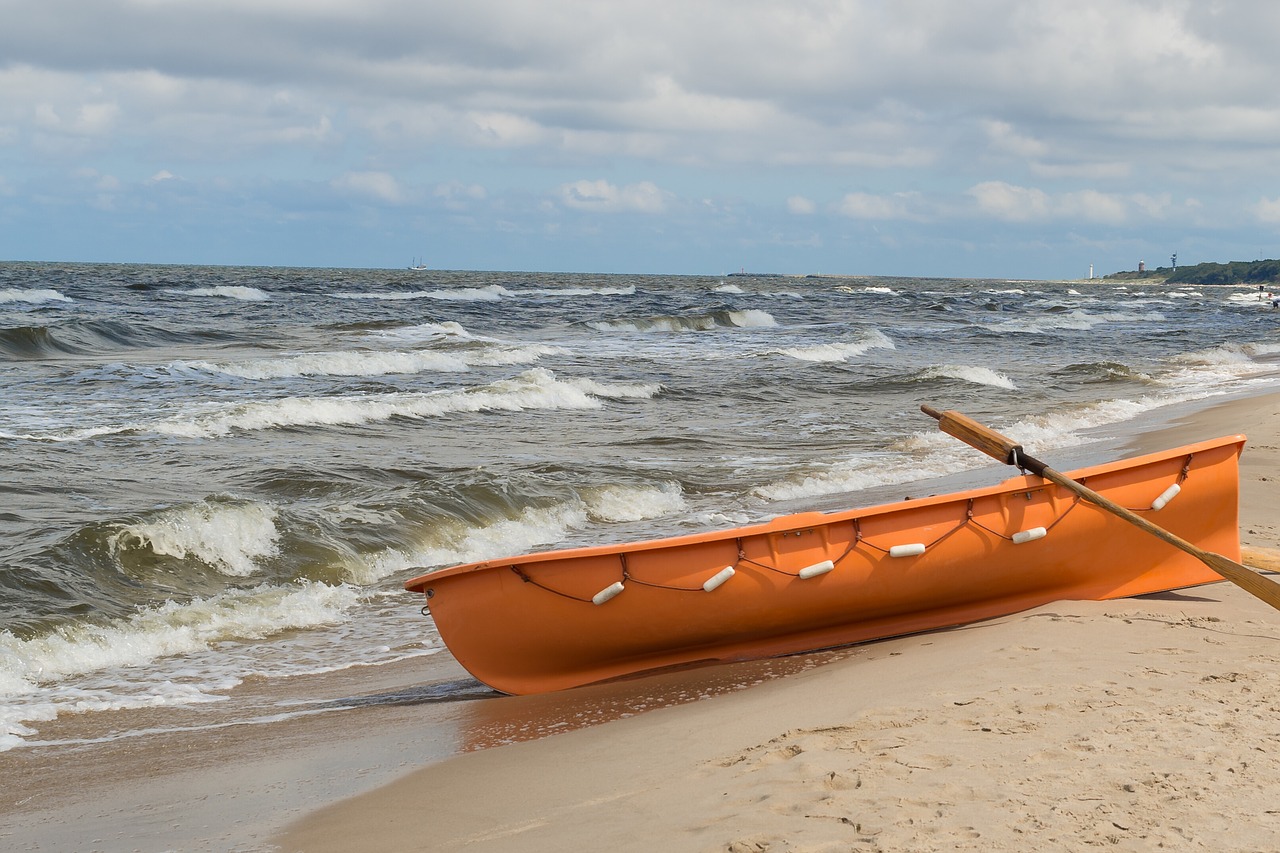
[108,498,281,577]
[525,285,636,297]
[156,369,601,438]
[350,482,685,584]
[0,288,72,304]
[757,388,1230,504]
[714,283,745,294]
[354,502,595,584]
[0,319,225,359]
[581,482,686,523]
[1,368,615,441]
[752,451,967,503]
[364,321,475,343]
[775,329,896,362]
[1156,342,1280,389]
[0,583,358,687]
[564,376,662,399]
[980,309,1166,335]
[332,285,511,302]
[0,581,360,747]
[1052,361,1156,385]
[587,309,778,333]
[175,342,565,380]
[168,286,270,301]
[915,364,1017,390]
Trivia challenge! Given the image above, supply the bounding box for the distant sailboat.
[408,257,429,271]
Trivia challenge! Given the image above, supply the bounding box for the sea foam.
[333,285,511,302]
[171,286,270,301]
[0,581,358,691]
[150,368,604,438]
[582,482,686,523]
[108,499,281,577]
[588,309,778,333]
[918,364,1018,390]
[0,288,72,304]
[776,329,896,362]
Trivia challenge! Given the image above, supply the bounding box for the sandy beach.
[7,392,1280,852]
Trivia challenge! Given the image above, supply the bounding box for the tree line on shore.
[1105,258,1280,285]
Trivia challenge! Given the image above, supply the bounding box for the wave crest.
[108,499,281,577]
[0,288,72,304]
[588,309,777,333]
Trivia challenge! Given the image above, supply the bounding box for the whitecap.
[582,482,686,523]
[0,288,72,304]
[0,581,358,690]
[775,329,896,362]
[149,368,603,438]
[332,285,510,302]
[918,364,1017,390]
[180,350,474,380]
[170,286,270,301]
[108,499,281,577]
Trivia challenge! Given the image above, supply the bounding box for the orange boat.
[405,434,1244,695]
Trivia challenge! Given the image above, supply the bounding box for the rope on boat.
[504,457,1197,605]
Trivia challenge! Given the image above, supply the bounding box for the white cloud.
[148,170,176,183]
[2,2,1280,274]
[1254,197,1280,225]
[331,171,404,204]
[434,181,486,201]
[968,181,1052,222]
[835,191,923,221]
[983,120,1047,159]
[557,179,670,214]
[787,195,816,215]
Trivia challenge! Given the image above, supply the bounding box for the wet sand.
[6,392,1280,852]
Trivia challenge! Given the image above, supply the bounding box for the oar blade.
[1203,552,1280,613]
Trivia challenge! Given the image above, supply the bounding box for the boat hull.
[405,435,1245,695]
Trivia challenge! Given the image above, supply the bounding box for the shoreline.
[277,390,1280,852]
[6,391,1280,852]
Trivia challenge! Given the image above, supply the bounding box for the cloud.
[1253,197,1280,225]
[835,191,923,221]
[557,179,670,214]
[967,182,1054,222]
[967,182,1173,226]
[787,195,815,215]
[3,1,1280,275]
[331,171,404,204]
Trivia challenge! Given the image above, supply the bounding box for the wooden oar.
[921,404,1280,613]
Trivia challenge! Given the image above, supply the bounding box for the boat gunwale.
[404,433,1246,592]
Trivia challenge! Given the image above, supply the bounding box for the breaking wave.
[775,329,896,362]
[587,309,777,333]
[0,288,72,304]
[168,286,270,301]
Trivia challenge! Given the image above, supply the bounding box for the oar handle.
[920,405,1046,475]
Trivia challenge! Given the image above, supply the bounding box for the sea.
[2,262,1279,755]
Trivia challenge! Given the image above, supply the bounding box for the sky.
[3,0,1280,279]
